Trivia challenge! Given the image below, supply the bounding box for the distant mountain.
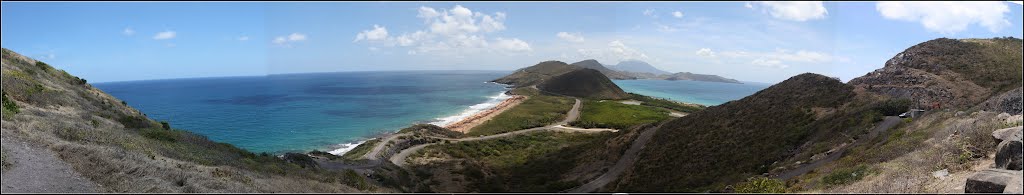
[537,68,630,99]
[610,60,672,75]
[664,72,742,84]
[491,60,579,87]
[570,59,637,80]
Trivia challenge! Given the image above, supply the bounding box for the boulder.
[965,169,1017,193]
[995,140,1023,171]
[992,126,1023,142]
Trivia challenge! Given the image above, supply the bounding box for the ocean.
[94,71,511,154]
[94,72,769,155]
[613,79,771,106]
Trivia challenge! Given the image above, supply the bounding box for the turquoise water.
[613,79,771,106]
[94,71,510,154]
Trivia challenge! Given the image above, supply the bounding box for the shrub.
[117,115,152,129]
[735,177,786,193]
[2,91,19,117]
[822,164,871,186]
[34,61,51,72]
[140,128,181,142]
[160,121,171,130]
[341,169,370,190]
[875,98,912,116]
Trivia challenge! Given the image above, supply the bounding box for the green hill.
[612,73,855,192]
[491,60,579,87]
[537,68,630,100]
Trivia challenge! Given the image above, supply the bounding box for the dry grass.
[815,111,1011,193]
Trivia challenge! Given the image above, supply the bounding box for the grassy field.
[413,131,615,192]
[467,87,574,136]
[570,100,669,129]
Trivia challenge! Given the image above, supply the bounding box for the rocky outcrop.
[975,87,1023,115]
[965,126,1023,193]
[992,126,1023,171]
[966,169,1020,193]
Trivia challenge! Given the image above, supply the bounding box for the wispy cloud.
[556,32,585,43]
[122,28,135,36]
[748,2,828,21]
[153,30,176,40]
[273,32,307,46]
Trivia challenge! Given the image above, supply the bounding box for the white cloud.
[643,9,658,18]
[153,30,176,40]
[556,32,585,43]
[273,33,308,46]
[745,2,754,9]
[721,48,836,69]
[355,5,528,56]
[608,40,649,61]
[493,38,532,52]
[696,48,716,57]
[876,2,1011,34]
[672,11,684,18]
[237,36,250,41]
[751,58,787,69]
[750,2,828,21]
[122,28,135,36]
[354,25,389,42]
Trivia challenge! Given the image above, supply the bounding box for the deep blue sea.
[613,79,771,106]
[94,71,511,154]
[94,71,769,154]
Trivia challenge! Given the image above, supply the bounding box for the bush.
[160,121,171,130]
[341,169,370,190]
[140,128,181,142]
[34,61,51,72]
[822,165,871,186]
[735,177,786,193]
[875,98,912,116]
[117,115,153,129]
[2,91,19,117]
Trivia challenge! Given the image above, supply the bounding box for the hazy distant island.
[512,59,744,84]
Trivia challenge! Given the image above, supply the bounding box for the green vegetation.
[308,150,342,160]
[416,131,614,192]
[822,165,872,186]
[34,61,51,72]
[140,128,183,142]
[468,88,573,136]
[340,138,380,160]
[735,177,786,193]
[342,169,371,190]
[117,115,154,129]
[874,98,911,116]
[2,91,19,118]
[160,121,171,130]
[629,93,704,113]
[491,60,579,87]
[569,100,669,129]
[537,68,629,99]
[617,73,856,192]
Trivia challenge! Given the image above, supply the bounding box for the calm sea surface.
[613,79,771,106]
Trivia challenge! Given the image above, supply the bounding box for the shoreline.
[443,94,526,133]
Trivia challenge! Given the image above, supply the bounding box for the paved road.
[566,121,665,193]
[774,116,902,180]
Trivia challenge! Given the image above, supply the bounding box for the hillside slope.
[537,68,630,100]
[491,61,579,87]
[0,48,367,193]
[610,60,671,75]
[611,73,855,191]
[849,37,1022,109]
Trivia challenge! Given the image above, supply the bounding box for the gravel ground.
[1,136,102,193]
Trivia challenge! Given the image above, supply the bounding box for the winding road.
[566,120,666,193]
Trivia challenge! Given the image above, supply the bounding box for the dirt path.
[1,137,102,193]
[566,121,666,192]
[774,116,903,180]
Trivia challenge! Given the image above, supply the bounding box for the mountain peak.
[610,60,671,75]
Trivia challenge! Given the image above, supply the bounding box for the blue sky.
[2,1,1022,83]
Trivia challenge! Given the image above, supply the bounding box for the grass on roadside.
[467,87,573,136]
[569,100,669,129]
